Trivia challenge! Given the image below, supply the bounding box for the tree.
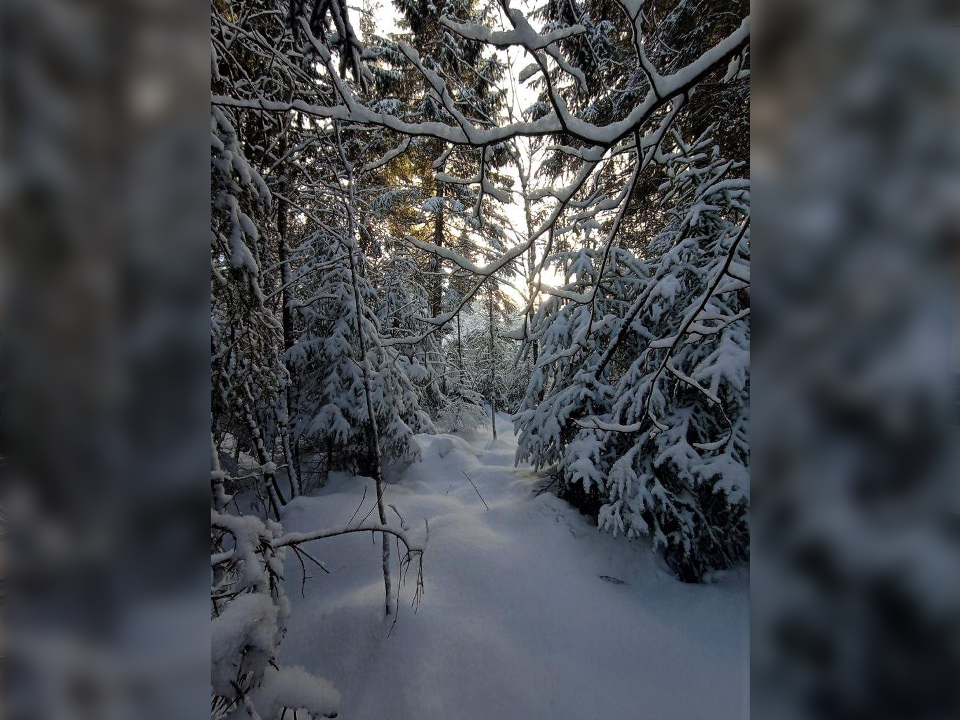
[211,101,290,517]
[358,0,513,421]
[285,218,433,479]
[516,131,749,581]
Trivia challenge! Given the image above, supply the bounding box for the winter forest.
[211,0,750,717]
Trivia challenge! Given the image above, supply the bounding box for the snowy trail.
[279,416,749,720]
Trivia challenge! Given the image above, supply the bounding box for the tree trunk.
[457,313,464,383]
[427,181,446,407]
[276,122,300,499]
[522,164,539,364]
[343,157,393,615]
[429,179,445,318]
[241,383,285,520]
[277,393,300,498]
[321,439,333,488]
[211,429,229,512]
[489,283,497,439]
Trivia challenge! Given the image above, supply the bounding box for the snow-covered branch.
[273,520,425,555]
[212,16,749,150]
[440,12,586,50]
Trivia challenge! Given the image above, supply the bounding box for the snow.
[277,418,748,720]
[211,593,280,698]
[518,62,539,84]
[726,261,750,283]
[252,666,340,720]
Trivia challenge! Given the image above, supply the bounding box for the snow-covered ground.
[278,415,749,720]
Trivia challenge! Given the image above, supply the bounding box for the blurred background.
[752,1,960,718]
[0,0,957,718]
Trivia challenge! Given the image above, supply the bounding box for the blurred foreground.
[0,0,957,718]
[1,0,210,717]
[753,1,960,718]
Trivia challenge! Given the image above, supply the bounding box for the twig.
[294,545,330,574]
[388,504,409,530]
[462,471,489,510]
[347,485,368,525]
[535,475,559,497]
[354,492,380,528]
[291,545,309,599]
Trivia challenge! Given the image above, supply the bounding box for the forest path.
[278,415,749,720]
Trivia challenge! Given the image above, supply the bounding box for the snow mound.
[415,433,480,466]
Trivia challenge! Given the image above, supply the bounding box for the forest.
[211,0,750,717]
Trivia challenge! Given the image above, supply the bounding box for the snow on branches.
[516,134,749,581]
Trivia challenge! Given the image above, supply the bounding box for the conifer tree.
[284,222,434,477]
[516,131,749,581]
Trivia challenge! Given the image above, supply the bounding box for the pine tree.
[285,224,433,478]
